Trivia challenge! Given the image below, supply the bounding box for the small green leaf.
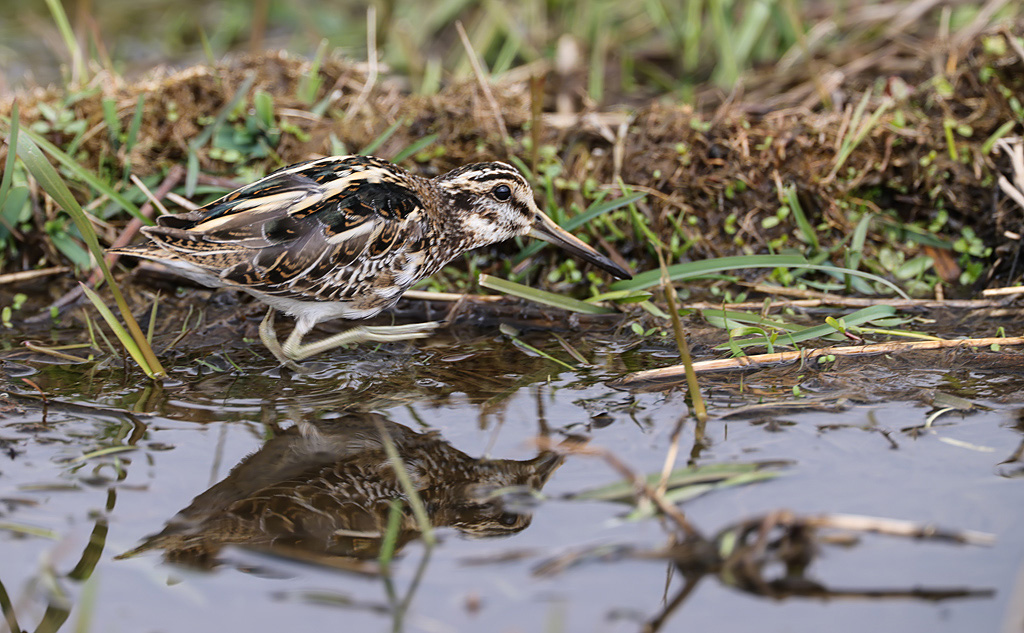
[894,255,934,280]
[716,305,898,350]
[254,89,275,128]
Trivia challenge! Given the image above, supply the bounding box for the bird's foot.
[258,308,304,371]
[281,321,442,362]
[260,309,442,365]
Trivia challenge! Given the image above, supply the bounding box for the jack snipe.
[111,155,630,365]
[119,414,566,567]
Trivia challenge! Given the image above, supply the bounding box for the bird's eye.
[498,512,522,526]
[492,184,512,201]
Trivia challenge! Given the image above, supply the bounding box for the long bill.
[528,211,632,280]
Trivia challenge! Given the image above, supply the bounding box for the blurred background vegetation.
[4,0,1019,102]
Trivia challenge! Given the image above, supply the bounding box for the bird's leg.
[278,319,443,363]
[259,308,300,368]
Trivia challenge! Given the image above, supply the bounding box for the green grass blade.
[377,500,404,568]
[121,95,146,179]
[732,0,773,68]
[611,254,808,291]
[191,72,257,150]
[586,289,652,304]
[621,471,781,521]
[700,308,804,332]
[101,98,122,147]
[0,521,60,540]
[391,133,439,163]
[373,419,436,547]
[682,0,705,75]
[830,93,892,179]
[70,444,139,463]
[846,213,871,270]
[124,95,146,153]
[0,104,19,212]
[253,90,274,128]
[501,325,577,371]
[80,284,156,377]
[16,127,164,377]
[783,184,819,251]
[297,39,328,104]
[982,120,1016,155]
[613,254,909,298]
[185,151,200,197]
[838,90,871,162]
[198,25,216,66]
[14,125,146,223]
[479,274,615,314]
[801,263,909,298]
[571,461,785,503]
[708,0,738,87]
[360,119,404,156]
[17,134,108,264]
[43,0,86,83]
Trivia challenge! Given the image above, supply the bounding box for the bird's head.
[435,162,631,279]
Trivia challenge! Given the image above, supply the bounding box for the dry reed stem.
[981,286,1024,297]
[0,267,70,284]
[344,6,377,123]
[616,336,1024,385]
[455,21,511,148]
[735,283,1004,308]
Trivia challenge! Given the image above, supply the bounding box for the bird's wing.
[139,157,427,290]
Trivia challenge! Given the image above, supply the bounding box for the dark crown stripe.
[467,171,524,184]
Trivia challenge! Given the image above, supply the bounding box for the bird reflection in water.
[123,412,566,569]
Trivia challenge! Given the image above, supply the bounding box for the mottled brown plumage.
[110,155,630,364]
[118,414,566,568]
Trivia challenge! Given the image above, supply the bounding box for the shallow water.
[1,326,1022,633]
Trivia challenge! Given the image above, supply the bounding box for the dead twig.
[615,336,1024,386]
[735,283,1004,309]
[402,290,503,303]
[981,285,1024,297]
[0,266,70,285]
[21,341,91,363]
[455,21,511,148]
[344,6,377,122]
[800,513,994,546]
[995,137,1024,211]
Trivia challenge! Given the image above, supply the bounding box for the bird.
[110,155,631,365]
[117,413,567,567]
